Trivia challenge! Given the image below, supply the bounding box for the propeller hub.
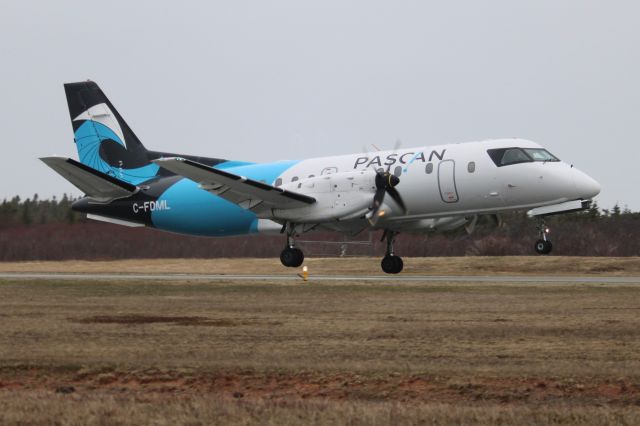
[375,172,400,189]
[368,170,407,225]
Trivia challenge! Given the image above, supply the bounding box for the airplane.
[41,81,601,274]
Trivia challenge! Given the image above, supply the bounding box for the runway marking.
[0,273,639,284]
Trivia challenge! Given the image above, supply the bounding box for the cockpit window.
[523,148,560,162]
[487,148,532,167]
[487,147,560,167]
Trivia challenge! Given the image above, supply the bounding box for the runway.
[1,272,639,283]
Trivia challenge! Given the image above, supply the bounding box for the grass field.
[1,258,640,424]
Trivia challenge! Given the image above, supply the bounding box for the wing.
[40,157,138,203]
[152,157,315,211]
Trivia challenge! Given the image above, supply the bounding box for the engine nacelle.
[271,170,377,222]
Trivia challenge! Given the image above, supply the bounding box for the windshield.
[487,148,531,167]
[523,148,560,162]
[487,147,560,167]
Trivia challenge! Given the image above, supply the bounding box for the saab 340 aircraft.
[41,81,601,273]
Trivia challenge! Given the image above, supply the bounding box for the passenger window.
[425,163,433,174]
[291,176,299,182]
[274,178,282,187]
[308,174,315,178]
[393,166,402,177]
[467,162,475,173]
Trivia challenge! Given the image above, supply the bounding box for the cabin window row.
[424,162,475,174]
[275,160,482,186]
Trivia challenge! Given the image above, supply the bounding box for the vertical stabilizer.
[64,81,159,185]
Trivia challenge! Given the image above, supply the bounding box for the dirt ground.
[1,262,640,424]
[1,255,640,276]
[2,367,640,406]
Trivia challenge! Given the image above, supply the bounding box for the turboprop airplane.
[41,81,601,273]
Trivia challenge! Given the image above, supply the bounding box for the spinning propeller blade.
[367,170,407,225]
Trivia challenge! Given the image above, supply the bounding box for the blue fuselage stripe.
[150,160,298,236]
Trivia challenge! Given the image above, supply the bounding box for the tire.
[381,255,403,274]
[534,239,552,255]
[392,256,404,274]
[381,255,396,274]
[291,248,304,267]
[280,248,296,267]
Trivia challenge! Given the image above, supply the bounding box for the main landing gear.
[534,218,552,255]
[280,226,304,268]
[381,230,403,274]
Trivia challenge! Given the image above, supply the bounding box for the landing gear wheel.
[280,247,304,267]
[381,255,403,274]
[534,239,552,255]
[290,248,304,267]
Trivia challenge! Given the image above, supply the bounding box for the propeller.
[367,170,407,225]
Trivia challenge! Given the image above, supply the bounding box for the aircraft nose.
[572,168,601,199]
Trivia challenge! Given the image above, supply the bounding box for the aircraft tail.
[64,81,160,185]
[40,157,139,203]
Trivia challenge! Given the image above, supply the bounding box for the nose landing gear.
[534,218,552,255]
[381,230,403,274]
[280,225,304,267]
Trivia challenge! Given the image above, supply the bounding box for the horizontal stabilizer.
[153,157,315,210]
[40,157,138,202]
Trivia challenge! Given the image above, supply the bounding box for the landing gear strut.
[534,218,552,255]
[381,230,403,274]
[280,224,304,267]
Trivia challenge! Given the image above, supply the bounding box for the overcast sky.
[1,1,638,210]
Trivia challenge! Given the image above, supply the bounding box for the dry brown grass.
[2,391,640,426]
[1,256,640,276]
[1,275,640,424]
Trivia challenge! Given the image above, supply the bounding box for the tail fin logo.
[73,103,127,149]
[71,102,159,185]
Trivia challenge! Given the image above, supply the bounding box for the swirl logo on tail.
[73,103,127,149]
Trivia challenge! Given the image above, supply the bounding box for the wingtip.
[39,156,69,165]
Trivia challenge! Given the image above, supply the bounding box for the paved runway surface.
[1,272,638,283]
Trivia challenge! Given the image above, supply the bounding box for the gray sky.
[1,0,638,210]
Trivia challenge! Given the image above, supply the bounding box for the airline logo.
[73,103,127,149]
[353,149,446,169]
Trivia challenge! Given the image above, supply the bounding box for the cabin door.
[438,159,459,203]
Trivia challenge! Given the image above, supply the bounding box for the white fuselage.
[273,138,600,233]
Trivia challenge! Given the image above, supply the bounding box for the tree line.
[0,196,638,261]
[0,194,83,227]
